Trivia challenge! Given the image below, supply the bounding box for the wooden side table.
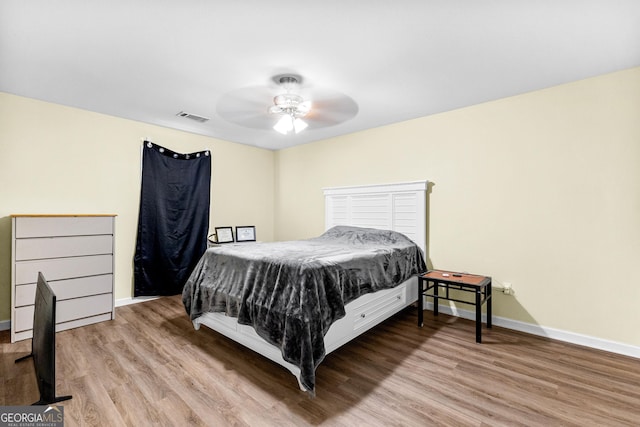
[418,270,492,343]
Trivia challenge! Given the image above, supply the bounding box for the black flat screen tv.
[15,272,72,405]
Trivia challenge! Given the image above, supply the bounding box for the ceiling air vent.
[176,111,210,123]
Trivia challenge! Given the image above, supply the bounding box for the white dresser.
[11,214,116,343]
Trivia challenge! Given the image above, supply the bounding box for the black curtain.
[134,142,211,296]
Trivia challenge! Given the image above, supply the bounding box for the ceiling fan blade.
[298,100,312,115]
[217,86,277,130]
[304,93,358,128]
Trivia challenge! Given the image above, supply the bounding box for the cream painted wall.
[0,93,275,322]
[275,67,640,347]
[2,68,639,348]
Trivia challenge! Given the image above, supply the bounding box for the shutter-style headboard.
[323,180,428,254]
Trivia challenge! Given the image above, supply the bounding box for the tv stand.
[15,353,72,405]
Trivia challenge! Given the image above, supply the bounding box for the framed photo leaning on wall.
[235,226,256,242]
[214,226,234,243]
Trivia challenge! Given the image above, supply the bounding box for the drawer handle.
[397,295,401,300]
[360,313,366,318]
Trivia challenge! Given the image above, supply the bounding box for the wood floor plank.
[61,374,128,427]
[2,295,639,426]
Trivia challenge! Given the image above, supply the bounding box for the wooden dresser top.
[11,214,117,217]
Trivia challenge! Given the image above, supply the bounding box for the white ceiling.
[2,1,639,150]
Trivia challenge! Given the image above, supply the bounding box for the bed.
[182,181,428,395]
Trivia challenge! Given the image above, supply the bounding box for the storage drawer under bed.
[352,285,407,332]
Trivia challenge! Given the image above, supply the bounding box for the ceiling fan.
[216,73,358,135]
[268,75,312,134]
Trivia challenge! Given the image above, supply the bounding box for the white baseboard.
[425,302,640,359]
[115,296,159,307]
[0,297,159,333]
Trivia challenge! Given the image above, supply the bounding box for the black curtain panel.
[134,141,211,296]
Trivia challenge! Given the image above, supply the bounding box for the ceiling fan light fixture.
[271,94,311,116]
[274,93,302,108]
[274,115,293,134]
[273,114,308,135]
[268,75,313,134]
[293,117,308,133]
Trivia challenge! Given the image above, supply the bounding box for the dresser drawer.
[14,274,113,307]
[14,216,113,238]
[57,313,113,332]
[57,293,114,323]
[14,305,35,332]
[14,293,114,332]
[15,235,113,261]
[14,254,113,285]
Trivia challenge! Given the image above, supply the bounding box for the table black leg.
[487,281,492,329]
[475,288,482,343]
[433,281,439,316]
[418,278,424,327]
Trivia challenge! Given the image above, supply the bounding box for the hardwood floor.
[2,295,639,426]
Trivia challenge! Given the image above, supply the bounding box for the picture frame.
[207,233,219,247]
[214,226,234,243]
[235,226,256,242]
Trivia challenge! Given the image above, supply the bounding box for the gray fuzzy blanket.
[182,226,426,394]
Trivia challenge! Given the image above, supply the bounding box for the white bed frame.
[193,180,428,391]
